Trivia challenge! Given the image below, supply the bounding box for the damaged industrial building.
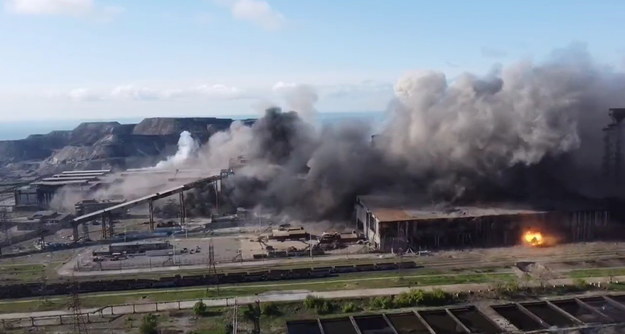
[355,195,612,252]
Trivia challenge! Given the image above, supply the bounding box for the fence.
[1,307,116,330]
[0,298,242,330]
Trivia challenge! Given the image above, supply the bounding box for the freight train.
[0,261,418,299]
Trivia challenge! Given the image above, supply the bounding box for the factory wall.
[354,200,379,246]
[355,201,611,252]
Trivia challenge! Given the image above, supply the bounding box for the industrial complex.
[0,109,625,334]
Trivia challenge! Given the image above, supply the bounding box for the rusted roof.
[358,195,547,223]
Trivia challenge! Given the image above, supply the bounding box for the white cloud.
[271,81,296,92]
[195,84,244,99]
[67,88,101,101]
[321,80,393,99]
[218,0,284,30]
[111,85,161,101]
[59,84,246,102]
[4,0,122,19]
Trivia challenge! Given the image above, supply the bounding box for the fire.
[523,230,544,246]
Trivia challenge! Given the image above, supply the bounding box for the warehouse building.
[354,195,610,252]
[14,170,112,210]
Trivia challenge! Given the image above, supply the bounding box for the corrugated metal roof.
[61,169,111,174]
[358,195,547,223]
[32,180,91,186]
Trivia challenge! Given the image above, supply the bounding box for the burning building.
[354,195,610,252]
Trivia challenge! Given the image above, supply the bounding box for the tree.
[193,300,208,316]
[243,301,261,334]
[139,314,158,334]
[261,302,280,316]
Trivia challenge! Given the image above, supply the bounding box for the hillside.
[0,117,252,178]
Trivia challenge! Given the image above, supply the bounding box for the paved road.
[0,275,622,321]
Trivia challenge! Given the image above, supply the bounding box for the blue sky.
[0,0,623,121]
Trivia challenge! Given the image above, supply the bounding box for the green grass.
[0,263,47,283]
[0,271,514,314]
[3,263,624,315]
[568,268,625,279]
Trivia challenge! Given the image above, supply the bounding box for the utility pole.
[309,231,313,259]
[39,262,48,305]
[232,297,238,334]
[68,276,88,334]
[208,238,219,296]
[253,300,261,334]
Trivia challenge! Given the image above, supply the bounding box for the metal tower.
[68,276,88,334]
[208,238,219,296]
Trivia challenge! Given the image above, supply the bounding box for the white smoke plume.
[155,130,199,169]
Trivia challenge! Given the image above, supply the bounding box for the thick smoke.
[52,46,625,219]
[155,130,199,169]
[202,46,625,219]
[273,82,319,122]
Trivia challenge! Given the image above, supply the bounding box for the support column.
[101,213,107,239]
[72,223,79,243]
[148,200,154,232]
[214,182,220,215]
[107,213,114,238]
[179,192,185,228]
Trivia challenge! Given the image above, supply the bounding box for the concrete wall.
[354,200,379,248]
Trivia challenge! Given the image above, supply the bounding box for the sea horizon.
[0,110,385,141]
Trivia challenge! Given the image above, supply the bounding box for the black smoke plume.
[54,46,624,220]
[203,46,625,220]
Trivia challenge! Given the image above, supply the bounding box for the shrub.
[422,288,452,306]
[573,278,588,289]
[370,296,394,309]
[395,289,424,307]
[316,300,334,315]
[304,295,323,309]
[494,280,521,297]
[342,302,358,313]
[303,296,334,314]
[139,314,158,334]
[261,302,280,316]
[193,300,208,316]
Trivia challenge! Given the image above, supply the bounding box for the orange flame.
[523,230,544,246]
